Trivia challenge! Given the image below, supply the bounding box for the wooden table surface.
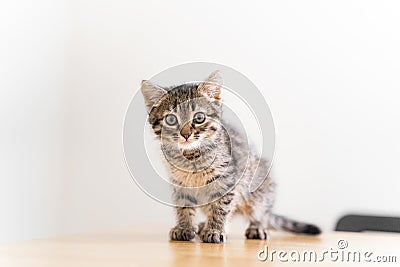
[0,224,399,266]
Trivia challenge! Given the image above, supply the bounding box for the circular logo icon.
[123,62,275,207]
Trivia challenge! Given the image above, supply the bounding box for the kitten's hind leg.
[245,209,271,240]
[245,221,268,240]
[197,221,205,234]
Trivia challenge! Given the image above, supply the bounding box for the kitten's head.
[141,71,223,153]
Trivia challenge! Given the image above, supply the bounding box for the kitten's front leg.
[169,207,197,241]
[199,193,234,243]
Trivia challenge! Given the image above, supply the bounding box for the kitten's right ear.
[141,80,167,113]
[198,70,223,101]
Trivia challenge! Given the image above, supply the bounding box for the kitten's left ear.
[198,70,223,101]
[141,80,167,113]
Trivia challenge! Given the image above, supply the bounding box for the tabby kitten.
[141,71,320,243]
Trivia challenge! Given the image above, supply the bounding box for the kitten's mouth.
[179,141,192,147]
[178,139,199,150]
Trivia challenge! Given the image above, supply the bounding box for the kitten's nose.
[180,123,192,140]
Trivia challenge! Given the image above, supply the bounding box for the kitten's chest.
[169,168,216,188]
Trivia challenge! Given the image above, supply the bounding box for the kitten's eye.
[193,112,206,124]
[165,114,178,126]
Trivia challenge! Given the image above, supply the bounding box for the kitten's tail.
[268,213,321,235]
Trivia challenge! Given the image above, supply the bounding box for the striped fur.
[141,71,320,243]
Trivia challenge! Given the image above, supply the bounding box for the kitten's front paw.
[199,228,226,243]
[169,225,196,241]
[245,227,267,240]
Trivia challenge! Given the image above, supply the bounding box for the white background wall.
[1,0,400,243]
